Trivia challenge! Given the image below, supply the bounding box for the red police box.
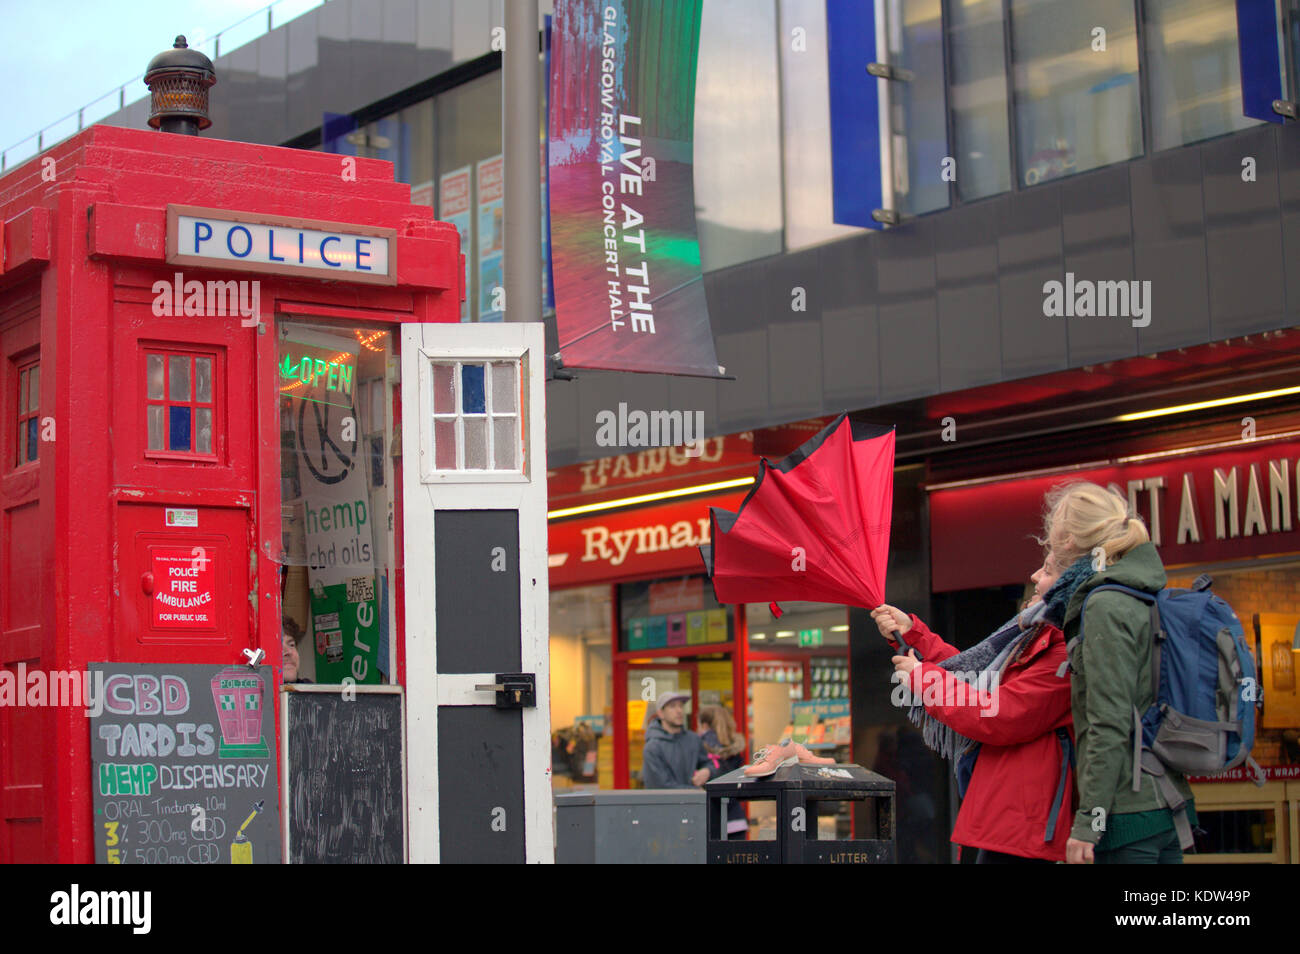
[0,125,460,862]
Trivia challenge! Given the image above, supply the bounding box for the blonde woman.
[1045,481,1196,864]
[699,706,748,838]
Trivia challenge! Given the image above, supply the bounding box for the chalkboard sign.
[282,684,406,863]
[89,663,281,864]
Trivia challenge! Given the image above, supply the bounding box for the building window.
[430,359,521,472]
[885,0,952,216]
[694,0,784,268]
[145,350,216,458]
[1009,0,1142,186]
[15,360,38,466]
[947,0,1013,200]
[1144,0,1262,151]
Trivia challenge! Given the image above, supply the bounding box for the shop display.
[620,583,731,652]
[810,658,849,699]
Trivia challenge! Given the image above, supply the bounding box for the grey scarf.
[903,601,1046,760]
[902,553,1095,762]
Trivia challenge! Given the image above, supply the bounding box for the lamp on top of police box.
[144,35,216,135]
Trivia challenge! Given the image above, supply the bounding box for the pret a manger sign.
[166,205,396,285]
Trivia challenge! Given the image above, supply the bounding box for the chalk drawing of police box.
[210,667,270,759]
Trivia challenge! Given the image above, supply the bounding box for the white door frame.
[400,322,551,863]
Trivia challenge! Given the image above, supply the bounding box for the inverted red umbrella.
[699,414,916,654]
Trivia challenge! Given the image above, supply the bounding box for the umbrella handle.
[891,629,923,663]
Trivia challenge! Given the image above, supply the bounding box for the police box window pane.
[434,418,457,469]
[464,416,488,469]
[196,408,213,455]
[492,417,517,470]
[195,357,213,403]
[147,405,165,451]
[461,363,486,414]
[168,405,192,451]
[1010,0,1141,187]
[168,354,191,402]
[948,0,1013,201]
[490,361,516,413]
[433,362,455,414]
[147,354,164,400]
[1144,0,1262,151]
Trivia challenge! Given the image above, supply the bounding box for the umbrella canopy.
[699,414,895,609]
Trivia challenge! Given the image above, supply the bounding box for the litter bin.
[555,790,706,864]
[705,763,895,864]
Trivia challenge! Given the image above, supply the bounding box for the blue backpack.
[1071,573,1264,848]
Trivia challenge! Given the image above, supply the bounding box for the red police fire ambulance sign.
[151,547,217,629]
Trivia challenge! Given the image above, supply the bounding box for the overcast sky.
[0,0,323,164]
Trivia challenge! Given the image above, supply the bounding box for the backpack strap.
[1044,728,1074,843]
[1132,706,1144,793]
[1246,756,1266,787]
[1056,638,1076,678]
[1062,584,1162,681]
[1140,749,1195,850]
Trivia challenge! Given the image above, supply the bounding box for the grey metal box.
[554,790,706,864]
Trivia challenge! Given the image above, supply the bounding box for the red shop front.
[930,435,1300,862]
[1,124,554,863]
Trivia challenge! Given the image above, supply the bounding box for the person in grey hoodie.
[641,690,712,789]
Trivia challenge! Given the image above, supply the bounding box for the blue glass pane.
[169,405,192,451]
[26,418,38,461]
[461,364,485,413]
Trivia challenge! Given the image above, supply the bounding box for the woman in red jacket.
[871,549,1095,863]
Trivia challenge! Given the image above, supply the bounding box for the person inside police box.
[282,619,312,685]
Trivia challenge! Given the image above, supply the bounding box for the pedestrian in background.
[641,691,711,789]
[699,705,748,839]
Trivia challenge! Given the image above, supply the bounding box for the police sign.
[166,205,396,285]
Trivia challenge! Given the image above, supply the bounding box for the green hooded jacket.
[1062,541,1194,844]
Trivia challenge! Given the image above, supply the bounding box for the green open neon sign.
[280,353,355,400]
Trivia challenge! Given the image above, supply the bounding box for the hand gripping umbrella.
[699,413,918,657]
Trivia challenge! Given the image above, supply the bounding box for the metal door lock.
[474,673,536,709]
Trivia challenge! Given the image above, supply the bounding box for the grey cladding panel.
[435,510,521,672]
[438,706,525,863]
[1202,130,1285,336]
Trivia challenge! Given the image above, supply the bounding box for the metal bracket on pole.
[866,62,913,82]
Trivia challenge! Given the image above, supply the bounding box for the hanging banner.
[439,166,473,322]
[548,0,722,377]
[283,329,381,685]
